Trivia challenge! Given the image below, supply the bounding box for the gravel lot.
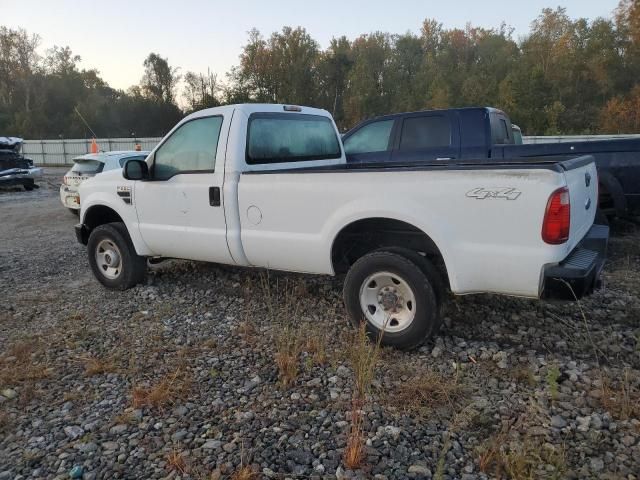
[1,168,639,480]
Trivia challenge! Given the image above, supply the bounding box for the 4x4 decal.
[466,187,521,200]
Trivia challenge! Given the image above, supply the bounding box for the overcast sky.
[3,0,621,91]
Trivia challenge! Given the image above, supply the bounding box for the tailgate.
[560,156,598,250]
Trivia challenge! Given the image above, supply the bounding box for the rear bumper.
[541,224,609,300]
[60,185,81,209]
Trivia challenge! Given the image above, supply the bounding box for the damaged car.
[0,137,42,190]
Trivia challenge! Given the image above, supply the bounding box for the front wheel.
[87,222,146,290]
[343,250,441,350]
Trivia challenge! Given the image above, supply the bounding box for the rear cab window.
[246,113,341,165]
[490,111,514,145]
[72,159,104,174]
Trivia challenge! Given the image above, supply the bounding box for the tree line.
[2,2,640,139]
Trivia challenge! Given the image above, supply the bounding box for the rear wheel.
[87,222,146,290]
[343,250,441,350]
[23,180,35,191]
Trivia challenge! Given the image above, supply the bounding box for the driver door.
[134,115,234,264]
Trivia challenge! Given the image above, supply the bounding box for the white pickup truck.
[76,104,608,349]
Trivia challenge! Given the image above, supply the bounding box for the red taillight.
[542,187,570,244]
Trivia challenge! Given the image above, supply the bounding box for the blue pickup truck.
[342,107,640,218]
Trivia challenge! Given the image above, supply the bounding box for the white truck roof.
[183,104,332,122]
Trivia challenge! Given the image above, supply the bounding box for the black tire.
[343,250,441,350]
[381,247,447,308]
[23,181,35,191]
[87,222,146,290]
[594,208,609,226]
[68,208,80,216]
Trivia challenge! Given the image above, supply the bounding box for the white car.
[75,104,607,349]
[60,151,148,213]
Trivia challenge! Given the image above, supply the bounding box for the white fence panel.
[23,138,162,165]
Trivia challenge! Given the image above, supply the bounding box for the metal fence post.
[61,137,67,165]
[40,139,45,166]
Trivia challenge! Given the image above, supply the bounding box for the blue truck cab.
[343,107,640,217]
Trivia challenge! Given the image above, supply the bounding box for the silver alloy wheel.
[359,271,417,333]
[95,239,122,280]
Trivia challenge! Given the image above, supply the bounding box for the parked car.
[342,107,640,218]
[0,137,42,190]
[60,151,149,214]
[74,104,607,350]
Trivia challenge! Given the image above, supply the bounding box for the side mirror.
[123,159,149,180]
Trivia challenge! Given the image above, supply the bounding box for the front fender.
[80,191,153,256]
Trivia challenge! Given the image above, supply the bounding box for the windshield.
[71,159,104,174]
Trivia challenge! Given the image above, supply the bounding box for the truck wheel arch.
[330,217,450,290]
[83,205,125,233]
[598,172,627,217]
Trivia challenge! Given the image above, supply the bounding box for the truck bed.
[244,155,593,175]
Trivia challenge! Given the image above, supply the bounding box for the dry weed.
[261,274,304,386]
[230,465,257,480]
[0,339,50,389]
[166,449,188,474]
[476,404,566,479]
[132,368,191,410]
[391,368,464,416]
[83,355,117,376]
[343,321,385,469]
[600,368,640,420]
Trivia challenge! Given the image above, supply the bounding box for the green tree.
[141,52,181,104]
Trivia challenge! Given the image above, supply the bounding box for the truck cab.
[342,107,515,165]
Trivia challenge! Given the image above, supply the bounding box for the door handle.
[209,187,221,207]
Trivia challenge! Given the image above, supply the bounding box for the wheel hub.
[378,287,404,313]
[95,239,122,280]
[103,249,120,267]
[359,271,417,333]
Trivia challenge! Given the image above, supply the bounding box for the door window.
[153,116,223,180]
[344,120,394,155]
[399,116,451,150]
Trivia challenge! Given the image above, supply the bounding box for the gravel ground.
[1,168,639,480]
